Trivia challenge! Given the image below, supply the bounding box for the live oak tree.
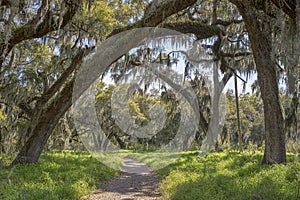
[0,0,117,164]
[0,0,298,166]
[2,0,203,165]
[0,0,85,164]
[228,0,298,164]
[83,0,298,165]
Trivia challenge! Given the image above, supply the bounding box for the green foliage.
[224,92,264,149]
[125,141,157,152]
[158,151,300,200]
[0,109,6,122]
[95,82,183,150]
[128,92,155,124]
[0,151,119,200]
[81,0,118,37]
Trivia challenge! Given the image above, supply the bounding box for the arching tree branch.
[0,0,82,58]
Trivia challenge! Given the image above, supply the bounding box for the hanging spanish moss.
[280,14,299,94]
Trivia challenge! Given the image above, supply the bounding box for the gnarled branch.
[1,0,82,57]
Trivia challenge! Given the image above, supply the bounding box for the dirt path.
[83,158,163,200]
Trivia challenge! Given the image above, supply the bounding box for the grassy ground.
[128,150,300,200]
[1,150,300,200]
[0,150,120,200]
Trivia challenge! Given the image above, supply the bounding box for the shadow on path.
[83,158,163,200]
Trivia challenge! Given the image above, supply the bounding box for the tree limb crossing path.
[82,158,163,200]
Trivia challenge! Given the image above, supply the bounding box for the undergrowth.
[1,150,299,200]
[0,150,119,200]
[121,150,300,199]
[156,151,300,200]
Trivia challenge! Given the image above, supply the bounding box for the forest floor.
[2,151,299,199]
[82,158,163,200]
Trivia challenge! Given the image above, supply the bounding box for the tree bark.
[10,48,91,166]
[0,0,82,59]
[11,79,74,165]
[234,74,243,152]
[0,128,4,153]
[142,0,197,27]
[230,0,286,164]
[162,22,221,40]
[270,0,296,19]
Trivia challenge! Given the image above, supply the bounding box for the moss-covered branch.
[162,21,221,40]
[1,0,82,57]
[142,0,198,26]
[110,0,198,36]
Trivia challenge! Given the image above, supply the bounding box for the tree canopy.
[0,0,299,166]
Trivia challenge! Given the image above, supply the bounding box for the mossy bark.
[231,0,286,164]
[11,79,74,165]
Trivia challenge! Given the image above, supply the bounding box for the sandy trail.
[83,158,163,200]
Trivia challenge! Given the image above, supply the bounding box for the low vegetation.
[0,151,119,200]
[1,150,300,199]
[158,151,300,200]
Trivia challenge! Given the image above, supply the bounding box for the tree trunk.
[9,0,203,166]
[11,80,74,165]
[231,1,286,164]
[0,128,4,153]
[234,74,243,152]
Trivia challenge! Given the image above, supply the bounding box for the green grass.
[118,150,300,199]
[1,150,300,200]
[0,150,120,200]
[119,150,185,170]
[154,151,300,200]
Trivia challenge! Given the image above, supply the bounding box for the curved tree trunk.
[9,0,201,166]
[231,0,286,164]
[11,79,74,165]
[10,47,90,166]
